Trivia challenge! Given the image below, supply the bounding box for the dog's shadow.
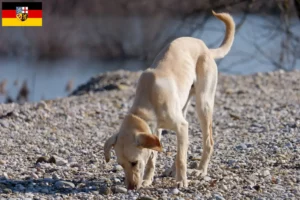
[0,178,110,195]
[0,174,200,195]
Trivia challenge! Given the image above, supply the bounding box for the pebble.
[37,101,49,111]
[236,143,248,150]
[3,188,12,194]
[262,170,270,177]
[40,188,49,193]
[54,156,68,166]
[285,142,293,148]
[171,188,179,195]
[0,160,6,165]
[54,181,75,189]
[31,173,39,179]
[114,165,123,172]
[0,121,9,128]
[204,176,212,182]
[221,185,228,191]
[213,193,225,200]
[227,159,236,166]
[113,178,121,183]
[114,186,127,193]
[99,185,112,195]
[15,184,26,191]
[137,196,157,200]
[3,172,9,179]
[189,161,198,169]
[52,173,61,180]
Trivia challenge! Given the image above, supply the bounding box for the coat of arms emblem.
[16,7,28,21]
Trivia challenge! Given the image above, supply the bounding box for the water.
[0,59,144,103]
[0,14,299,103]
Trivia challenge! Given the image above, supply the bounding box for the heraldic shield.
[16,7,28,21]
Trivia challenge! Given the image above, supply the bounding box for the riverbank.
[0,69,299,199]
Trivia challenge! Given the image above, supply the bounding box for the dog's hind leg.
[182,85,195,118]
[195,54,217,177]
[142,128,162,187]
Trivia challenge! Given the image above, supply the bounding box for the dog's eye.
[130,161,138,167]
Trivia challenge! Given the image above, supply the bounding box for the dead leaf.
[209,179,217,187]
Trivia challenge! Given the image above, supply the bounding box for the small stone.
[113,165,123,172]
[99,185,112,195]
[253,185,261,191]
[54,156,68,166]
[15,184,25,191]
[37,101,50,111]
[157,188,164,194]
[262,170,270,177]
[204,176,212,182]
[190,156,202,161]
[48,156,56,164]
[221,184,228,191]
[113,178,121,183]
[36,156,48,164]
[40,188,49,193]
[69,162,80,168]
[171,188,179,195]
[0,121,9,128]
[0,160,6,165]
[3,172,9,179]
[54,181,75,189]
[0,183,6,189]
[227,159,236,166]
[52,173,60,180]
[3,188,12,194]
[114,186,127,193]
[137,196,157,200]
[189,161,198,169]
[101,178,112,185]
[236,143,247,150]
[285,142,293,148]
[213,193,225,200]
[31,173,39,179]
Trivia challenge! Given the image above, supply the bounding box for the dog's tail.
[209,11,235,59]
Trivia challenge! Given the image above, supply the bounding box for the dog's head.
[104,114,162,190]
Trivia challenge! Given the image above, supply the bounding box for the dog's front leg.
[142,129,162,187]
[174,120,189,188]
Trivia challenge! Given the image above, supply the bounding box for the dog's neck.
[129,107,157,133]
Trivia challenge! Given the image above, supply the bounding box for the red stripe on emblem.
[1,10,42,18]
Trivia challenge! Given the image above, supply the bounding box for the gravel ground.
[0,69,299,200]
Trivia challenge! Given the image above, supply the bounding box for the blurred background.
[0,0,299,103]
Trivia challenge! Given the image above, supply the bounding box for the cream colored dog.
[104,11,235,189]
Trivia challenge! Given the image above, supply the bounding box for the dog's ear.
[136,132,163,152]
[104,134,118,163]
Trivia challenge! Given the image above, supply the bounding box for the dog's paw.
[176,179,188,188]
[142,179,153,187]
